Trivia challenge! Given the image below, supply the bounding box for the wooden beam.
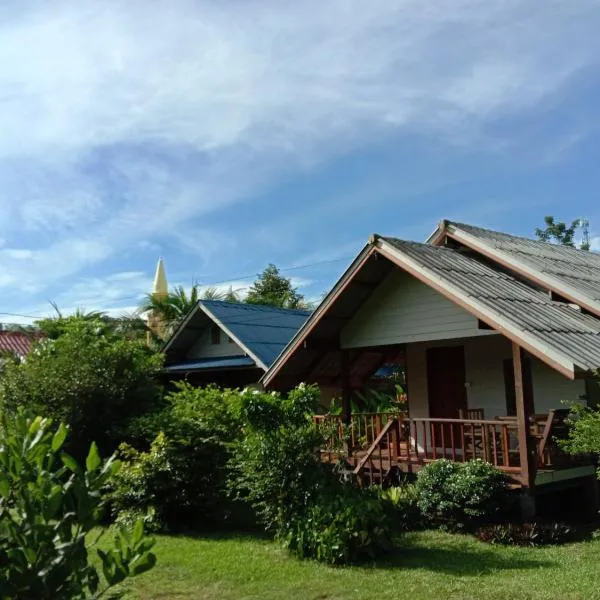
[513,343,537,492]
[340,350,352,424]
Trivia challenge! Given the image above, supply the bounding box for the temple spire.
[152,257,168,298]
[147,257,169,343]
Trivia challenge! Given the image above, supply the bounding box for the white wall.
[341,269,494,349]
[407,336,586,419]
[187,326,245,359]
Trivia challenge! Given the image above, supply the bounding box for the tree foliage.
[245,264,307,309]
[535,216,588,250]
[0,316,163,459]
[0,412,156,599]
[230,385,393,564]
[110,383,245,531]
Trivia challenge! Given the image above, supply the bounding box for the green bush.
[0,316,162,459]
[230,384,394,564]
[112,383,245,531]
[0,411,156,599]
[379,483,424,531]
[415,459,509,529]
[562,401,600,477]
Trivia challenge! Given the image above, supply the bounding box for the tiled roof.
[0,331,35,357]
[382,238,600,372]
[443,221,600,312]
[200,301,311,369]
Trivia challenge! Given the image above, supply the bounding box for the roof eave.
[198,303,269,371]
[376,238,578,380]
[443,225,600,319]
[261,242,377,387]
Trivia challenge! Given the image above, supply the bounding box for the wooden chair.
[459,408,485,457]
[459,408,485,420]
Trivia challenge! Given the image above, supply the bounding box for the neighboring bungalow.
[262,221,600,515]
[162,300,311,388]
[0,330,36,361]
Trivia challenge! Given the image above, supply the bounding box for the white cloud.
[591,237,600,251]
[0,0,598,298]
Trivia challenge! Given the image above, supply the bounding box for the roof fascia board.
[197,303,268,371]
[162,301,203,353]
[444,226,600,318]
[376,239,577,380]
[261,243,377,387]
[425,219,448,245]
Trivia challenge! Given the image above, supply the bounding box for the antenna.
[578,218,590,250]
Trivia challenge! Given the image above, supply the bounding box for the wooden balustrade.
[315,411,578,481]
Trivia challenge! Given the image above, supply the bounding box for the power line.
[0,255,353,320]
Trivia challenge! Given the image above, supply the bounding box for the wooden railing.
[315,412,579,480]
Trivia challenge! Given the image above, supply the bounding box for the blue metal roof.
[164,355,256,373]
[200,301,311,369]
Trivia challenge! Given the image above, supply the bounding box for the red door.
[426,346,468,418]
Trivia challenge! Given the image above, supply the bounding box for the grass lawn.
[111,529,600,600]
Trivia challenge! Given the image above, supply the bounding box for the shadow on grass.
[369,534,555,576]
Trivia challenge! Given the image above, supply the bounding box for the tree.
[535,216,589,250]
[245,264,306,309]
[0,411,156,599]
[0,316,163,459]
[140,284,242,340]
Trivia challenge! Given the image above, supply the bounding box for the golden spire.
[152,257,168,299]
[147,257,169,343]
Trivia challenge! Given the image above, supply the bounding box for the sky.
[1,0,600,324]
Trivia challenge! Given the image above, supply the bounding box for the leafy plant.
[415,459,509,529]
[561,399,600,478]
[230,384,394,564]
[0,411,156,599]
[0,316,163,459]
[378,483,424,531]
[476,522,573,546]
[113,383,245,531]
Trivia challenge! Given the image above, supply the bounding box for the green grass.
[109,530,600,600]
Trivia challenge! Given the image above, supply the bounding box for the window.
[228,336,235,344]
[210,325,221,345]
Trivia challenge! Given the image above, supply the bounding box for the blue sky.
[1,0,600,323]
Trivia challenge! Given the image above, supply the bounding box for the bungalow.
[262,221,600,515]
[162,300,310,388]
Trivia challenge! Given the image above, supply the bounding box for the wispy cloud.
[0,0,599,308]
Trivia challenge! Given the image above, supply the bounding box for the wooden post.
[340,350,352,424]
[513,342,537,519]
[340,350,352,457]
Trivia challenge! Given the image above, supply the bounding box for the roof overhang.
[429,221,600,319]
[263,236,583,387]
[163,301,268,371]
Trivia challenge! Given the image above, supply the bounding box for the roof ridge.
[200,299,311,314]
[447,221,596,255]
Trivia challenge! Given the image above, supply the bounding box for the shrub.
[415,459,509,529]
[476,522,574,546]
[378,483,424,531]
[112,383,245,531]
[562,400,600,477]
[0,316,162,459]
[0,411,156,599]
[230,384,394,564]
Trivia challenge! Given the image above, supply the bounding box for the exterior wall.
[407,336,587,419]
[187,326,245,359]
[341,269,494,349]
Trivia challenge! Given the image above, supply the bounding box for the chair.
[459,408,485,458]
[459,408,485,420]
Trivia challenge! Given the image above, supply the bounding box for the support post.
[340,350,352,457]
[513,343,537,519]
